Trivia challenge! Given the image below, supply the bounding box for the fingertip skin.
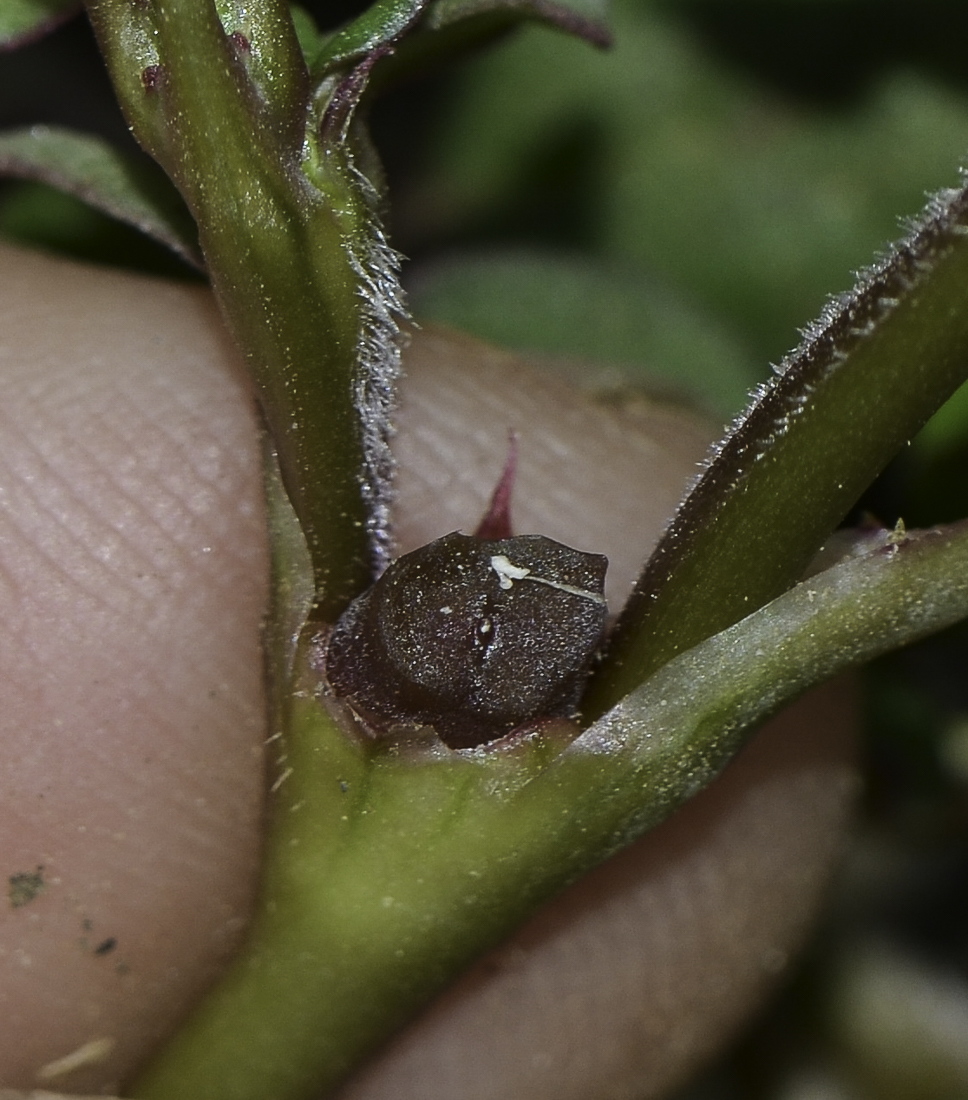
[0,247,858,1099]
[0,244,269,1093]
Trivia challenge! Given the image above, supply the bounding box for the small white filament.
[490,554,532,589]
[489,554,606,605]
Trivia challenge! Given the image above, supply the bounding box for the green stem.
[585,184,968,717]
[87,0,394,617]
[212,0,310,141]
[129,519,968,1100]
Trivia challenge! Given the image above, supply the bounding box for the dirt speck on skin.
[8,867,44,908]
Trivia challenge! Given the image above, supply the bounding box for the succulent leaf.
[0,126,202,268]
[0,0,77,50]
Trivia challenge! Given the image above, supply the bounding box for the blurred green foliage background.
[4,3,968,1096]
[384,1,968,417]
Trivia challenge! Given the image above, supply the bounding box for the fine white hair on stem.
[347,158,410,577]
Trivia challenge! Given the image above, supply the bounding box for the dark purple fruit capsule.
[326,532,608,748]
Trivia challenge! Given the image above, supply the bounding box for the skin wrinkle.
[0,244,857,1098]
[0,370,234,619]
[0,245,268,1092]
[1,462,159,618]
[7,346,250,562]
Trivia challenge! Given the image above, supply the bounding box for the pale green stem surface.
[86,0,378,617]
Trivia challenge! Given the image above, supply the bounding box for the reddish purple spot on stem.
[475,430,518,540]
[229,30,251,53]
[141,65,165,92]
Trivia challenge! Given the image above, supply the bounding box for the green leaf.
[585,180,968,716]
[129,518,968,1100]
[288,3,326,62]
[0,0,77,49]
[422,0,610,44]
[311,0,609,94]
[310,0,428,75]
[0,126,202,269]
